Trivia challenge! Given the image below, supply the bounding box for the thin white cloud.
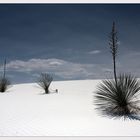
[102,68,113,73]
[88,50,101,55]
[3,58,106,80]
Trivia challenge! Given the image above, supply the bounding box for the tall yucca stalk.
[3,59,6,79]
[109,22,118,85]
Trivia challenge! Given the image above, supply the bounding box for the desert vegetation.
[37,73,53,94]
[95,22,140,120]
[95,74,140,120]
[0,59,11,93]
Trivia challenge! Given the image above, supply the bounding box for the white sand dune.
[0,80,140,136]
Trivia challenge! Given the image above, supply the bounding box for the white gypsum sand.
[0,80,140,136]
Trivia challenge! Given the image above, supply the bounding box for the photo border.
[0,1,140,140]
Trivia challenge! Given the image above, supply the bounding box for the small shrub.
[95,74,140,120]
[37,73,53,94]
[0,77,11,92]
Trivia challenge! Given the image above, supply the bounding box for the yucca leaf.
[95,74,140,120]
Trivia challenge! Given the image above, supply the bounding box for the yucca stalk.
[109,22,118,85]
[3,59,6,79]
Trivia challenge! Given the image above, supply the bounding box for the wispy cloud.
[5,59,65,73]
[3,58,107,80]
[88,50,101,55]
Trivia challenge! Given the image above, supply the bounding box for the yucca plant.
[95,74,140,120]
[37,73,53,94]
[94,22,140,120]
[0,77,11,92]
[0,59,11,93]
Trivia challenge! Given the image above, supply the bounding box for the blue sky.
[0,4,140,83]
